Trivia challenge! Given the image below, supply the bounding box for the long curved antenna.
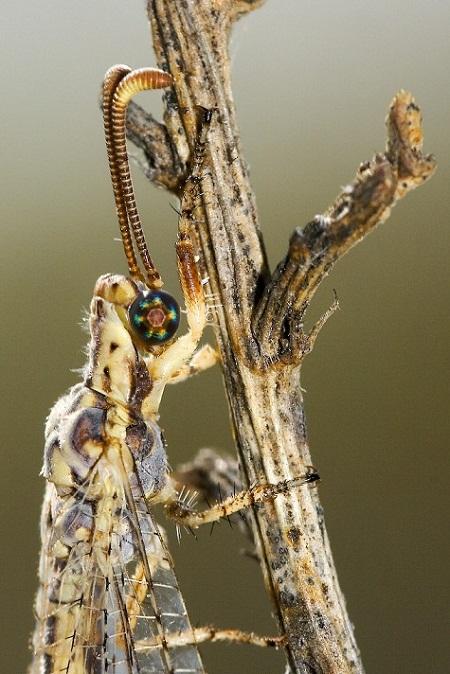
[108,66,172,288]
[102,65,139,278]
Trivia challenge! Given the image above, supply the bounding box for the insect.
[29,64,319,674]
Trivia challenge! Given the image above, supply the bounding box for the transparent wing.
[117,463,206,674]
[31,472,205,674]
[30,483,136,674]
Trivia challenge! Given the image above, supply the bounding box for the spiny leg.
[174,449,242,501]
[164,469,319,529]
[172,449,255,547]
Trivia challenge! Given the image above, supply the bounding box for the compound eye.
[128,290,180,345]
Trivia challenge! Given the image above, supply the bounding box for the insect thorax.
[43,272,172,506]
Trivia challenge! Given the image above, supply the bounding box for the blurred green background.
[2,1,449,672]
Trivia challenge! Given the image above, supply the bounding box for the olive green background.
[2,2,449,672]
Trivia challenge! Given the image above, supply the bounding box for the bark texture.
[130,2,436,672]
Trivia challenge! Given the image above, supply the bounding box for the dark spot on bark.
[315,610,326,630]
[278,546,289,565]
[287,526,301,545]
[304,662,323,674]
[279,589,296,607]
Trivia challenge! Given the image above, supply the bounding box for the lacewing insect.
[29,64,319,674]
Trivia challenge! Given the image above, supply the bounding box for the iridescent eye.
[128,290,180,345]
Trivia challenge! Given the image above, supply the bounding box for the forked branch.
[126,100,184,191]
[128,2,435,672]
[254,92,436,365]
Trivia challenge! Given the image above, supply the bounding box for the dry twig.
[128,2,436,672]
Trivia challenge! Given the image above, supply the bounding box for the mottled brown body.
[30,274,208,674]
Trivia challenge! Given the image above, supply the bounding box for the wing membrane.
[119,464,205,674]
[31,465,205,673]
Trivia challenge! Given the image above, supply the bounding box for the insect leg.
[147,241,206,381]
[164,470,319,529]
[136,626,286,652]
[167,344,219,384]
[148,114,213,383]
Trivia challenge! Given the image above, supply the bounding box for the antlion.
[29,66,319,674]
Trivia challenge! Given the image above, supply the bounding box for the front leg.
[148,111,213,385]
[148,232,207,383]
[168,344,219,384]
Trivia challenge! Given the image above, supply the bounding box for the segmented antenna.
[102,65,172,288]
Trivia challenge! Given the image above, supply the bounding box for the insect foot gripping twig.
[128,3,437,674]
